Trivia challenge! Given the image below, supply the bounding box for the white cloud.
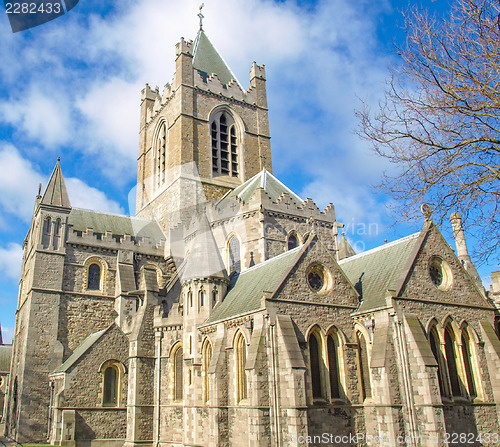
[0,242,23,281]
[66,177,124,214]
[0,145,43,221]
[0,89,72,147]
[0,145,123,221]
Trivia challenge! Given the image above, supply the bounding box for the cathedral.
[2,23,500,447]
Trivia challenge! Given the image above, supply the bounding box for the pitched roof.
[205,245,305,324]
[68,208,165,241]
[192,30,240,87]
[182,216,227,282]
[0,344,12,373]
[41,159,71,208]
[218,169,303,206]
[52,329,107,374]
[339,233,420,313]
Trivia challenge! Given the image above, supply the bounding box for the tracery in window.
[155,121,167,189]
[357,331,372,400]
[235,331,247,402]
[228,236,241,275]
[211,112,238,177]
[88,264,101,291]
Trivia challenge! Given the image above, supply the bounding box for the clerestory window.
[211,112,238,177]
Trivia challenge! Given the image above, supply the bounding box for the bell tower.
[135,24,272,230]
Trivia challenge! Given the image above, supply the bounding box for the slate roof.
[52,329,106,374]
[339,233,420,313]
[0,345,12,373]
[68,208,165,241]
[192,30,240,87]
[218,169,303,206]
[41,159,71,208]
[205,245,305,324]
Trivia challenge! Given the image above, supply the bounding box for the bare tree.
[357,0,500,262]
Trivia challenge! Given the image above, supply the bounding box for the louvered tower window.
[155,122,167,189]
[212,113,238,177]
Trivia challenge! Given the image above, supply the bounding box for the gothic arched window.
[173,345,183,401]
[199,288,205,308]
[42,217,51,249]
[88,264,101,290]
[235,332,247,402]
[461,331,476,399]
[429,327,446,396]
[203,340,212,404]
[155,121,167,189]
[228,236,241,275]
[52,218,61,250]
[444,327,461,397]
[357,331,372,400]
[212,288,218,306]
[211,112,238,177]
[327,334,341,399]
[103,365,118,406]
[287,233,299,251]
[308,332,323,399]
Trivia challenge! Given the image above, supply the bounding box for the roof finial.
[198,3,205,30]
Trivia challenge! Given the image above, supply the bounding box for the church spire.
[41,158,71,209]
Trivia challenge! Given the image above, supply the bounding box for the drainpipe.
[392,313,419,447]
[154,330,163,447]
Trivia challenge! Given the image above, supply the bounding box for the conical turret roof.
[41,158,71,208]
[192,29,240,87]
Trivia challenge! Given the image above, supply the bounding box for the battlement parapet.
[175,37,193,57]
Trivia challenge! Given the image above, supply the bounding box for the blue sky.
[0,0,496,343]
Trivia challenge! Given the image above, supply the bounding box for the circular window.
[428,257,453,291]
[306,264,331,294]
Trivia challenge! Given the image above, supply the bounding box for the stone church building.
[3,24,500,447]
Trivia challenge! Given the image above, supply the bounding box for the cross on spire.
[198,3,205,30]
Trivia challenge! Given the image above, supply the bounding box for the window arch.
[211,112,238,177]
[172,344,183,401]
[88,264,101,290]
[287,232,300,251]
[202,339,212,404]
[199,288,205,308]
[234,331,247,403]
[356,331,372,400]
[444,327,461,397]
[155,121,167,189]
[100,360,125,407]
[461,330,476,399]
[327,333,341,399]
[429,327,446,396]
[42,217,51,249]
[103,365,118,406]
[212,288,218,306]
[308,331,324,399]
[52,218,61,250]
[228,236,241,275]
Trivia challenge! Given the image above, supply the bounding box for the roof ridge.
[339,233,420,264]
[72,207,155,222]
[238,245,303,276]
